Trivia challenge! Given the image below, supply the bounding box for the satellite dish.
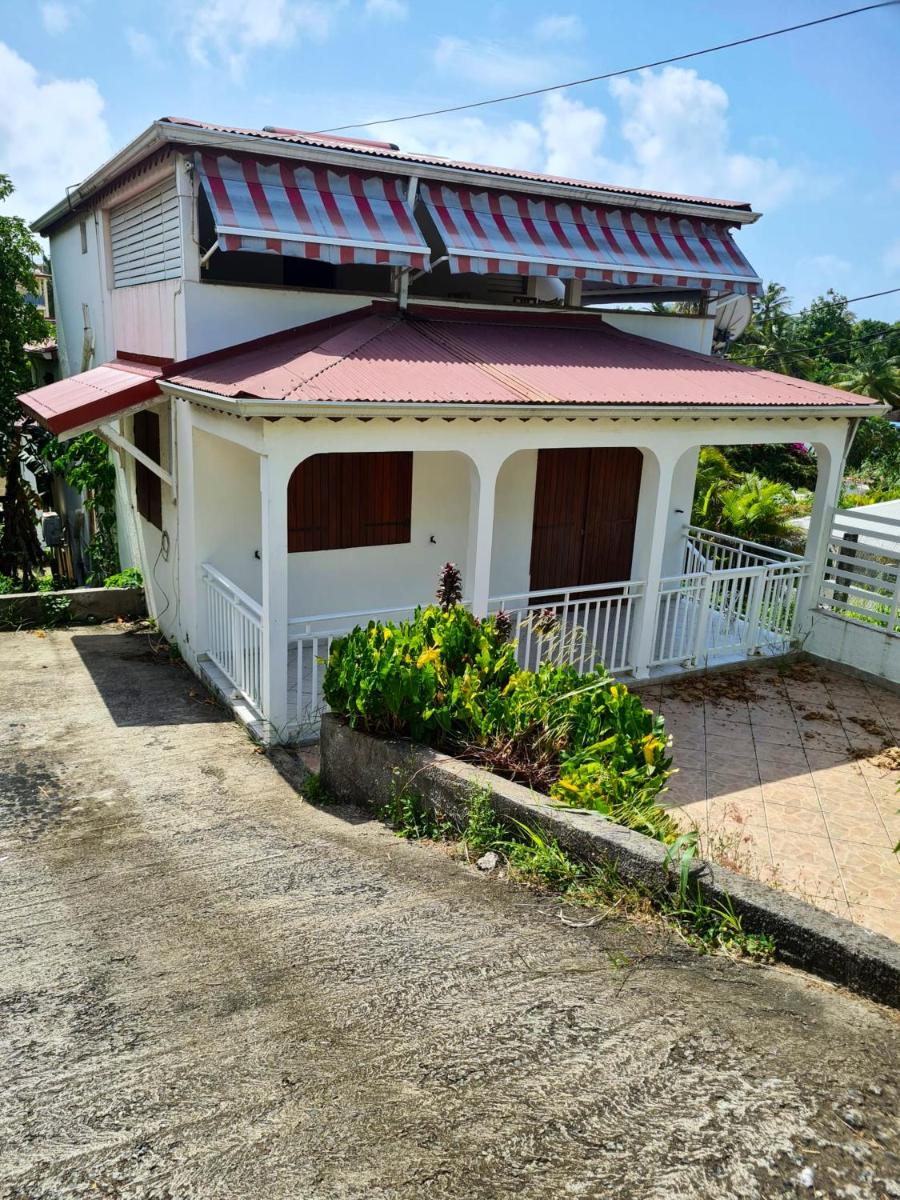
[530,276,566,303]
[711,294,752,350]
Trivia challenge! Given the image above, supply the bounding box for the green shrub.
[103,567,143,589]
[0,573,17,595]
[324,599,675,844]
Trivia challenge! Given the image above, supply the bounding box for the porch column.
[631,454,678,679]
[795,441,843,634]
[174,399,198,661]
[259,449,291,738]
[467,455,502,617]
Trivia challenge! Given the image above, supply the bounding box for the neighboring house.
[17,117,882,740]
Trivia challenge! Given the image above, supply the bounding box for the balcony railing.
[201,563,263,713]
[200,527,811,735]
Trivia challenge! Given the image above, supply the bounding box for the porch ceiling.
[164,303,882,413]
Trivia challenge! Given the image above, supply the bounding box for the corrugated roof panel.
[165,306,875,411]
[19,361,164,435]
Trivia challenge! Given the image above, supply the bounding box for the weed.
[504,821,583,891]
[38,593,71,628]
[462,783,505,854]
[381,770,454,841]
[302,773,335,806]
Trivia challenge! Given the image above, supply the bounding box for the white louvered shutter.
[109,179,182,288]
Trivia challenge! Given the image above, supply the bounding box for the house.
[17,117,883,740]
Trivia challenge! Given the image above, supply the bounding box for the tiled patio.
[637,661,900,942]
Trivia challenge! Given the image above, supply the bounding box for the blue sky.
[1,0,898,319]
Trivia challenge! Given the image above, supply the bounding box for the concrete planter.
[320,713,900,1009]
[0,585,146,628]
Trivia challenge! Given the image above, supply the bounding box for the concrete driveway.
[2,628,899,1199]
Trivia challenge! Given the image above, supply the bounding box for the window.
[109,179,182,288]
[79,220,88,254]
[288,452,412,553]
[133,410,162,530]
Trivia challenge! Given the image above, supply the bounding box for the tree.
[0,174,52,585]
[831,348,900,405]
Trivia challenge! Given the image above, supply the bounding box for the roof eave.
[33,119,762,234]
[159,381,884,421]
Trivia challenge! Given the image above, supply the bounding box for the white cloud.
[125,28,161,66]
[605,67,800,209]
[0,42,113,223]
[364,0,408,18]
[533,14,582,41]
[377,66,797,213]
[377,114,543,173]
[40,2,71,34]
[185,0,343,81]
[884,240,900,275]
[433,36,563,89]
[539,93,611,181]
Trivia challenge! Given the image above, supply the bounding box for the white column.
[467,456,502,616]
[795,441,843,634]
[174,399,198,662]
[259,449,291,739]
[631,454,678,678]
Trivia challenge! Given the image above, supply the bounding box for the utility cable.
[321,3,899,132]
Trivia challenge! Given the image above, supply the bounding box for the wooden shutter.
[288,452,412,553]
[109,178,182,288]
[133,410,162,530]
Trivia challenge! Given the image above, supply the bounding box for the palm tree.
[712,474,800,548]
[754,282,791,327]
[732,318,815,378]
[831,351,900,404]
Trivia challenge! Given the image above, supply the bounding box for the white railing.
[817,507,900,636]
[653,545,807,669]
[201,563,263,713]
[288,603,420,730]
[488,580,643,675]
[684,525,806,572]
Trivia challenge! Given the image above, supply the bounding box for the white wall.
[112,279,184,360]
[807,611,900,685]
[193,427,263,602]
[601,311,714,355]
[287,450,471,617]
[490,450,537,599]
[663,446,700,575]
[49,215,113,375]
[182,282,371,357]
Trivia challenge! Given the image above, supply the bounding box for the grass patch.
[374,777,774,963]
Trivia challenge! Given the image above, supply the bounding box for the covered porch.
[200,523,810,739]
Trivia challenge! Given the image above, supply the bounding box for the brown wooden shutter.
[287,452,412,553]
[133,410,162,530]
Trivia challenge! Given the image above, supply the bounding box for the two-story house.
[18,116,881,740]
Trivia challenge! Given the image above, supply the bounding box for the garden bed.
[0,584,145,628]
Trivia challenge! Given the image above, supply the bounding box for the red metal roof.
[166,305,875,411]
[160,117,753,213]
[19,359,163,436]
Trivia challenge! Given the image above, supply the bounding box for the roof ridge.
[412,320,564,406]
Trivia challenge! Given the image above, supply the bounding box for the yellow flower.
[416,646,441,669]
[382,627,393,641]
[641,733,662,765]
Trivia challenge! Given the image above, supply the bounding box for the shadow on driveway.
[70,631,228,728]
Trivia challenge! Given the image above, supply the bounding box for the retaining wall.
[320,713,900,1009]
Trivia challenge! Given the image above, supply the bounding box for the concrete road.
[1,627,899,1200]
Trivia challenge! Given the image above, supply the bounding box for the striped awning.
[419,182,761,295]
[196,152,430,269]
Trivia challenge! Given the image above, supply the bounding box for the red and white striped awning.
[419,182,761,295]
[196,152,430,269]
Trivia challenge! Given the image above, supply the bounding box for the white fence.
[817,506,900,635]
[201,563,263,713]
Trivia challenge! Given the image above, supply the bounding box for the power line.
[321,2,899,132]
